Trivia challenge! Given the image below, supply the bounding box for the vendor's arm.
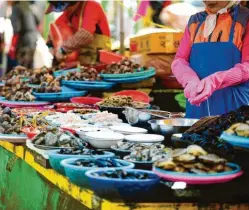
[171,27,201,98]
[189,22,249,105]
[62,2,105,52]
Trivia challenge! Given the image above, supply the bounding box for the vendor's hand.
[189,77,216,105]
[184,81,200,99]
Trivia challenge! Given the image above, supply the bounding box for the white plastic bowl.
[109,126,148,135]
[85,132,125,149]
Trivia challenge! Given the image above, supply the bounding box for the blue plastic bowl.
[85,168,160,197]
[61,158,135,187]
[47,150,115,175]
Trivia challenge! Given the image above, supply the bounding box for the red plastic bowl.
[99,50,123,64]
[161,75,183,89]
[113,90,151,103]
[71,97,103,105]
[56,107,75,113]
[21,127,40,140]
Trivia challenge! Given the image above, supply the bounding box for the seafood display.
[86,111,122,126]
[29,67,54,85]
[73,158,126,168]
[124,144,167,162]
[0,107,23,134]
[91,169,149,180]
[69,109,98,115]
[101,59,145,74]
[45,113,86,126]
[226,123,249,137]
[155,145,232,174]
[62,67,100,81]
[98,96,149,108]
[181,106,249,152]
[0,77,35,101]
[33,128,84,147]
[58,147,103,155]
[34,79,61,93]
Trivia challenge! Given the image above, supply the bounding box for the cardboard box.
[131,53,175,76]
[130,29,183,55]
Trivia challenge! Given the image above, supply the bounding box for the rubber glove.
[189,62,249,105]
[171,27,201,99]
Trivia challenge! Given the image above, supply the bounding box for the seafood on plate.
[98,96,149,109]
[226,123,249,137]
[62,66,100,81]
[33,127,84,147]
[101,59,145,74]
[155,145,233,174]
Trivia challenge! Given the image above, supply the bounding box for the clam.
[187,145,207,157]
[190,168,207,174]
[156,158,176,170]
[235,123,249,137]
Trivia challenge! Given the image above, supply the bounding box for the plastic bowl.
[99,50,123,64]
[86,168,160,197]
[47,150,115,175]
[71,97,103,105]
[61,157,135,187]
[113,90,150,103]
[85,132,125,149]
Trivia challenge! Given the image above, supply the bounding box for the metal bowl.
[148,118,198,136]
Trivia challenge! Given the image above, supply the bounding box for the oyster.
[190,168,207,174]
[156,158,176,170]
[44,132,57,146]
[172,148,187,158]
[176,154,195,163]
[187,145,207,157]
[199,154,227,164]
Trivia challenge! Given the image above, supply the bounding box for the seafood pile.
[4,66,31,79]
[73,158,126,168]
[0,77,35,101]
[46,113,86,126]
[33,128,84,147]
[181,106,249,152]
[29,67,54,85]
[0,107,23,134]
[124,144,167,162]
[92,169,149,180]
[69,109,98,115]
[98,96,148,108]
[34,78,61,93]
[101,59,144,74]
[226,123,249,137]
[87,111,122,126]
[62,67,100,81]
[58,147,103,155]
[155,145,232,174]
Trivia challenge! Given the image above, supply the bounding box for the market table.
[1,141,249,210]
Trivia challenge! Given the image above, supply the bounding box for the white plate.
[125,134,164,143]
[85,131,125,141]
[110,126,148,135]
[0,134,27,143]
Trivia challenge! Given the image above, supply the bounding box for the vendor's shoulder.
[188,11,207,27]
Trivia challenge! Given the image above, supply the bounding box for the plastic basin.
[86,168,160,198]
[47,150,115,175]
[61,158,135,187]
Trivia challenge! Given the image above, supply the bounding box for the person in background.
[172,0,249,119]
[8,1,44,69]
[45,1,111,67]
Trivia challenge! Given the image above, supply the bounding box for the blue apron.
[186,6,249,119]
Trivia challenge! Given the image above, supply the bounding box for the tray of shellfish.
[153,145,243,184]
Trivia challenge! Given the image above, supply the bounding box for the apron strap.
[193,20,205,43]
[229,5,239,43]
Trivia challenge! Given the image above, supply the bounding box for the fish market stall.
[0,65,249,210]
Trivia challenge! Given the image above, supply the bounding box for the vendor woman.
[45,1,111,65]
[172,0,249,119]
